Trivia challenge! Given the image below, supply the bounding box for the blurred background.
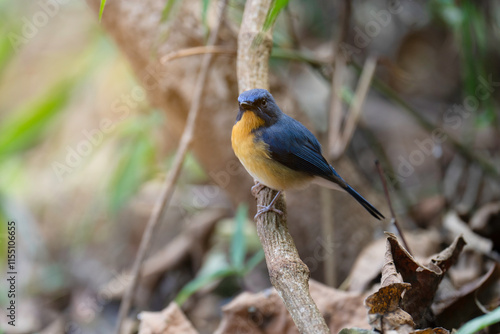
[0,0,499,332]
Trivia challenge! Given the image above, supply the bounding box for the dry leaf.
[365,233,466,332]
[349,230,441,293]
[470,202,500,253]
[138,302,198,334]
[100,209,226,299]
[435,264,500,329]
[443,211,492,255]
[388,233,465,328]
[365,283,414,331]
[365,235,415,332]
[215,280,369,334]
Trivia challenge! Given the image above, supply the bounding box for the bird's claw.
[251,182,266,196]
[254,204,284,219]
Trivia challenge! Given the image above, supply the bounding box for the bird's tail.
[344,184,385,220]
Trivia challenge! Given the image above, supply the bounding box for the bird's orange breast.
[231,111,312,190]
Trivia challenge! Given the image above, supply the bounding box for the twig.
[319,188,336,287]
[113,1,228,333]
[321,35,346,289]
[160,46,235,64]
[351,61,500,180]
[333,0,351,57]
[327,53,346,159]
[334,55,377,158]
[268,48,500,179]
[375,160,413,256]
[237,0,329,333]
[271,48,331,66]
[357,122,413,210]
[320,0,353,289]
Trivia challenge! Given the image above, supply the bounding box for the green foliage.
[338,329,375,334]
[201,0,211,37]
[264,0,290,32]
[230,203,248,271]
[0,31,14,77]
[161,0,183,23]
[457,307,500,334]
[175,204,265,305]
[431,0,496,126]
[99,0,106,22]
[107,112,162,213]
[0,81,73,160]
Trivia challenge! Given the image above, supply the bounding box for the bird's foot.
[251,182,266,196]
[254,204,284,219]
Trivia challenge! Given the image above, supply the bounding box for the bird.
[231,88,384,220]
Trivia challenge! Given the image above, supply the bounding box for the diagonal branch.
[113,1,228,332]
[237,1,329,333]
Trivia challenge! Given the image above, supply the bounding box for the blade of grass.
[0,80,73,159]
[108,136,155,213]
[161,0,182,23]
[457,306,500,334]
[175,267,235,305]
[201,0,211,37]
[243,249,265,275]
[98,0,106,22]
[263,0,290,31]
[230,203,248,271]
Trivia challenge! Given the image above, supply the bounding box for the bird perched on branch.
[231,88,384,220]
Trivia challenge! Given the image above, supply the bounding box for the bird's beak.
[239,101,252,110]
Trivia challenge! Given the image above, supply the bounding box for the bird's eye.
[261,99,268,107]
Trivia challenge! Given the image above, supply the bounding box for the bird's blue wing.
[256,114,385,220]
[257,115,335,179]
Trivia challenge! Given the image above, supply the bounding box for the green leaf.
[457,306,500,334]
[263,0,290,31]
[161,0,182,23]
[202,0,211,26]
[0,30,14,77]
[99,0,106,22]
[0,81,73,159]
[230,203,248,271]
[243,249,264,275]
[175,267,235,305]
[108,135,155,213]
[175,251,233,305]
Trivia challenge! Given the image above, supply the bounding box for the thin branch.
[160,46,235,64]
[327,54,346,159]
[267,48,500,179]
[351,61,500,180]
[375,160,413,256]
[322,39,345,289]
[333,55,377,159]
[320,188,336,287]
[320,0,352,289]
[333,0,351,56]
[113,1,228,332]
[237,0,329,333]
[271,48,331,66]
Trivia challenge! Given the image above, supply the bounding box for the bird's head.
[237,89,281,125]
